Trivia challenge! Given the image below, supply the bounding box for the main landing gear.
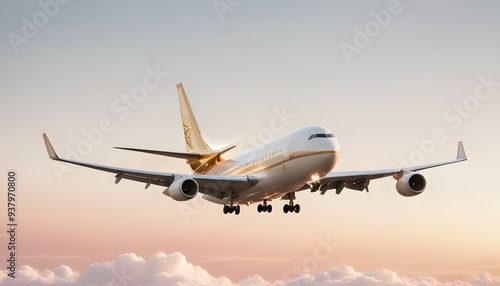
[257,200,272,213]
[223,205,240,215]
[283,204,300,213]
[283,192,300,214]
[223,189,240,215]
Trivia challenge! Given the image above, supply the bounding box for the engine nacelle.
[164,178,199,201]
[396,172,426,197]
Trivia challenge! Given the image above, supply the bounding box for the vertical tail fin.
[177,83,212,153]
[177,83,229,173]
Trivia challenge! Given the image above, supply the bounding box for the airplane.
[43,83,467,215]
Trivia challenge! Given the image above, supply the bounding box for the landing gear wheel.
[258,201,272,213]
[257,204,263,213]
[283,204,289,213]
[225,188,238,215]
[294,204,300,213]
[283,192,300,214]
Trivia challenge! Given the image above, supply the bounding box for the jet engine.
[396,172,426,197]
[164,178,199,201]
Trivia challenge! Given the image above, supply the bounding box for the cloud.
[0,264,78,285]
[0,252,499,286]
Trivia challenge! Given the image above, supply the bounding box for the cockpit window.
[308,133,334,140]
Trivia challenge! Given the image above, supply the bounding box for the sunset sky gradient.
[1,1,500,285]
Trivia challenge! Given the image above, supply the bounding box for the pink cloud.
[1,252,499,286]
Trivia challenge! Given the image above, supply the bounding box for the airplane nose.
[309,136,339,173]
[332,137,340,153]
[313,136,340,153]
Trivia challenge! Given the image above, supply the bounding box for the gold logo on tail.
[183,123,191,138]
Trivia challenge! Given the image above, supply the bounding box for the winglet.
[457,141,467,161]
[42,133,60,160]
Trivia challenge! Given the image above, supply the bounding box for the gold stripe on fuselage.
[211,150,339,176]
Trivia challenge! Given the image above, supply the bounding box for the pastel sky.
[1,0,500,285]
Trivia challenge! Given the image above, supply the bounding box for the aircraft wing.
[43,134,259,199]
[300,142,467,195]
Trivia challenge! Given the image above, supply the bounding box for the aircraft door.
[287,139,295,158]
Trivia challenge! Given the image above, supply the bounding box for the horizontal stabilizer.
[114,145,236,163]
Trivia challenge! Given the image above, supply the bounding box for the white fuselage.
[204,126,340,204]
